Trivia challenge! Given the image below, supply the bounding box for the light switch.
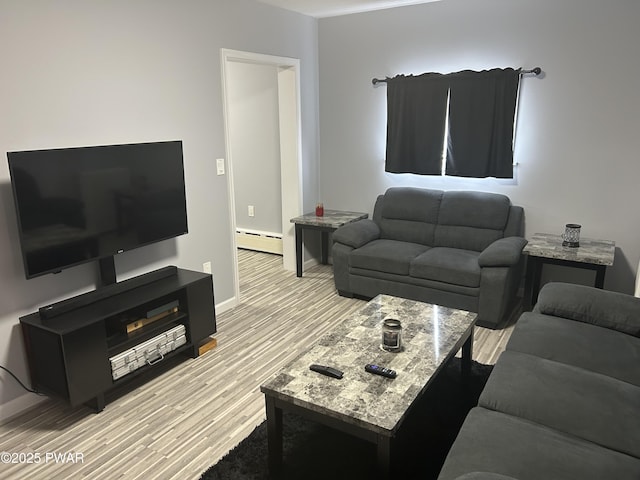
[216,158,225,175]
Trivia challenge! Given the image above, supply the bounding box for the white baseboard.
[215,296,237,315]
[236,229,283,255]
[304,257,320,269]
[0,392,46,424]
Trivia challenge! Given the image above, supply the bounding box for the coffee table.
[260,294,477,478]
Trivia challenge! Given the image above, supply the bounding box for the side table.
[523,233,615,310]
[290,210,368,277]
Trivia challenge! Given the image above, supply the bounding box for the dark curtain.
[385,73,449,175]
[446,68,520,178]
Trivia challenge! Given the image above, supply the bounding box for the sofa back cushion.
[434,191,511,251]
[373,188,515,250]
[373,187,442,245]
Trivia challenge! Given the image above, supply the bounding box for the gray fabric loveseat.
[438,282,640,480]
[332,187,527,328]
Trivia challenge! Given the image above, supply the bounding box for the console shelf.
[20,267,216,412]
[106,311,187,353]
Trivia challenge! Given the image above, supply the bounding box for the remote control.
[365,364,397,379]
[310,364,344,379]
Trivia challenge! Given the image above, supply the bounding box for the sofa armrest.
[478,237,528,267]
[535,282,640,337]
[332,219,380,249]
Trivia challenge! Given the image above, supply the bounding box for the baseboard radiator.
[236,228,283,255]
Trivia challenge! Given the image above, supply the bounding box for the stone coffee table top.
[260,294,477,435]
[524,233,615,266]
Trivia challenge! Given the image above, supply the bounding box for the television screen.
[7,140,188,279]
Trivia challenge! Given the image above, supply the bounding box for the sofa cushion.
[410,247,481,287]
[506,312,640,387]
[437,407,640,480]
[479,350,640,459]
[535,282,640,337]
[375,187,442,245]
[434,191,510,251]
[349,239,429,275]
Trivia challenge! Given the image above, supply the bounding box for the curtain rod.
[371,67,542,85]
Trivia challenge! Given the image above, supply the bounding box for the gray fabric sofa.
[332,187,527,328]
[438,282,640,480]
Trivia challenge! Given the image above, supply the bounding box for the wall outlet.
[202,261,212,274]
[248,205,255,217]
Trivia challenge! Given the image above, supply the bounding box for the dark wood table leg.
[376,434,392,479]
[530,257,543,307]
[461,326,474,386]
[266,396,283,476]
[524,256,544,310]
[594,265,607,288]
[295,224,303,277]
[321,230,329,265]
[523,256,534,311]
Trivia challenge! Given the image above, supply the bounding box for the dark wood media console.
[20,267,216,412]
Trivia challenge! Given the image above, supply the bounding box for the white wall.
[228,61,282,234]
[0,0,318,418]
[318,0,640,293]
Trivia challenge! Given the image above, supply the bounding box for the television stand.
[20,267,216,412]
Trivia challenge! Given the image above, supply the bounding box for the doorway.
[221,49,302,304]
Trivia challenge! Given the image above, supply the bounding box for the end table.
[290,210,368,277]
[523,233,615,310]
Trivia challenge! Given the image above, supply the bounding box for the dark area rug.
[200,358,492,480]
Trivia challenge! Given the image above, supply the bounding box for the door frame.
[220,48,303,304]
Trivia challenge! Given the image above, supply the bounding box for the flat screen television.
[7,140,188,284]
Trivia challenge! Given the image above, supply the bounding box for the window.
[385,68,520,179]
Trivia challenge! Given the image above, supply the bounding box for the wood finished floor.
[0,250,513,480]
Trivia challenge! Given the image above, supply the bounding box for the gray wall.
[318,0,640,294]
[0,0,318,418]
[228,61,283,234]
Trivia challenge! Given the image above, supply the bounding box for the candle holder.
[315,202,324,217]
[562,223,581,247]
[381,318,402,352]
